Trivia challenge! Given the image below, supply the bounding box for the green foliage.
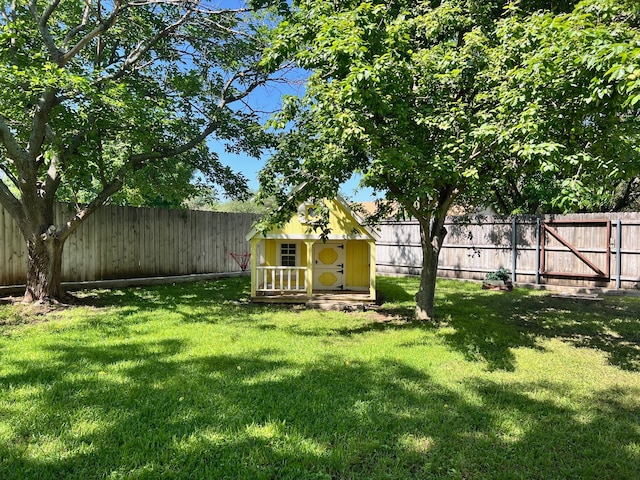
[0,276,639,478]
[0,0,288,299]
[485,267,511,282]
[196,192,277,214]
[260,0,640,215]
[486,0,640,213]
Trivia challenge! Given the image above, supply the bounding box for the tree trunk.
[24,233,65,303]
[415,240,439,320]
[414,215,448,321]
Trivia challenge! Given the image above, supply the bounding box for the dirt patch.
[0,305,50,332]
[359,306,417,325]
[0,295,82,333]
[362,310,400,323]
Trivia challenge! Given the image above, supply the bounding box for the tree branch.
[62,0,94,48]
[42,151,61,208]
[0,175,24,226]
[58,175,124,241]
[0,163,20,189]
[40,0,62,26]
[61,0,123,66]
[27,89,58,161]
[28,0,64,63]
[0,115,28,162]
[96,5,193,84]
[219,69,267,106]
[208,21,254,39]
[58,112,218,239]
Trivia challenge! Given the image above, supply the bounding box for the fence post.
[535,217,541,285]
[616,219,622,290]
[511,216,517,284]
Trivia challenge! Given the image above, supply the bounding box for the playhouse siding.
[346,241,370,288]
[261,239,308,287]
[270,199,363,237]
[263,240,309,267]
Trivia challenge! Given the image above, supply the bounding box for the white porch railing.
[256,266,306,292]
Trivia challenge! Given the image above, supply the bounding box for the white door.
[312,242,345,290]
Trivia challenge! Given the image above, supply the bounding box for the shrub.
[486,267,511,283]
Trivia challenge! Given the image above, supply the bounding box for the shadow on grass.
[72,276,252,311]
[1,338,638,479]
[351,278,640,373]
[436,288,640,372]
[57,276,640,373]
[435,289,543,372]
[376,277,416,304]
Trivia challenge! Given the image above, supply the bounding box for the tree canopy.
[259,0,640,318]
[0,0,283,301]
[486,0,640,213]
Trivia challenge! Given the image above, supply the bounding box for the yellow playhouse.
[245,197,379,304]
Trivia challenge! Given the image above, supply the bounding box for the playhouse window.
[280,243,297,266]
[298,203,320,224]
[306,206,316,219]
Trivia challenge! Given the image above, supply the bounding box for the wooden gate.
[540,220,611,280]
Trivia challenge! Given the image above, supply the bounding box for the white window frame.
[278,241,299,267]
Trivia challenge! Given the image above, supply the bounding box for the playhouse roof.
[246,195,380,241]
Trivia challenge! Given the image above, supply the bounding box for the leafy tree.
[0,0,282,301]
[186,190,276,213]
[487,0,640,214]
[259,0,640,319]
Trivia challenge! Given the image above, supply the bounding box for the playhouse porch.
[252,289,375,309]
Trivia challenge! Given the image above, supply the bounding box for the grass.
[0,276,639,479]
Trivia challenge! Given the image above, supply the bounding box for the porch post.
[369,240,376,300]
[305,240,314,298]
[250,238,258,298]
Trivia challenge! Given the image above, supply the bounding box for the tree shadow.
[371,276,418,320]
[343,277,640,373]
[71,276,253,312]
[436,289,543,371]
[436,287,640,372]
[376,276,416,303]
[1,339,638,479]
[511,294,640,371]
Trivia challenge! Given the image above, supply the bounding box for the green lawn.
[0,276,639,479]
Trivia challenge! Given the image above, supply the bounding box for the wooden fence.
[3,204,640,291]
[0,204,259,286]
[377,212,640,290]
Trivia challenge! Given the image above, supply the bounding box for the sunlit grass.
[0,276,639,479]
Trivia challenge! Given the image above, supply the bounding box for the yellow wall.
[346,240,369,288]
[271,199,364,236]
[264,240,276,266]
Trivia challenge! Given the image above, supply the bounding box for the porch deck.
[251,291,375,310]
